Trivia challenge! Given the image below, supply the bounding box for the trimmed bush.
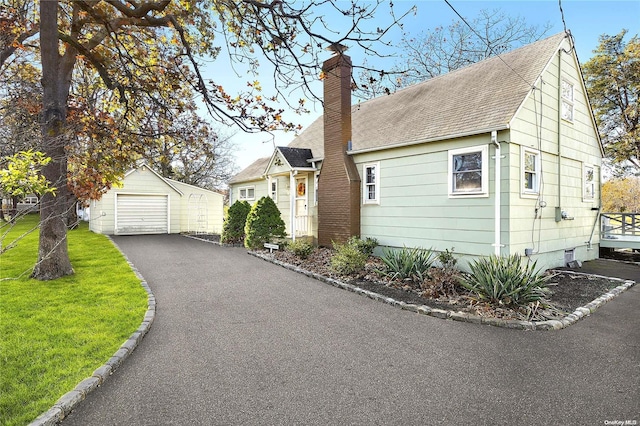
[287,239,314,259]
[348,236,378,256]
[378,246,436,282]
[244,196,287,249]
[459,254,551,307]
[438,247,457,270]
[221,200,251,244]
[331,240,368,275]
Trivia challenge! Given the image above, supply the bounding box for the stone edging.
[29,239,156,426]
[249,251,635,331]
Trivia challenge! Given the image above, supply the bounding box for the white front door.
[294,176,308,235]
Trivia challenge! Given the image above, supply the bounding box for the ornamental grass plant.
[0,215,148,426]
[377,246,436,283]
[459,254,551,307]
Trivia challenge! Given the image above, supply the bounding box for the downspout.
[556,48,563,222]
[492,130,501,256]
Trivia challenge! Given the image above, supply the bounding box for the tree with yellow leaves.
[2,0,410,279]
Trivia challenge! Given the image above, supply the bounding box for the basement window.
[239,186,255,201]
[448,145,488,197]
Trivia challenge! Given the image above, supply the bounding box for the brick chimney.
[317,51,361,247]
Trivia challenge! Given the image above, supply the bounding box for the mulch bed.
[263,247,632,321]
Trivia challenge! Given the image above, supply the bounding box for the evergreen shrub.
[244,196,287,249]
[221,200,251,244]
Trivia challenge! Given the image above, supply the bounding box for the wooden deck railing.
[601,213,640,238]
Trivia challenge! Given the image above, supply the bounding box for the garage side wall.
[167,179,225,234]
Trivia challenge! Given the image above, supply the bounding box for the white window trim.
[448,145,489,198]
[583,163,595,202]
[521,147,541,197]
[238,185,255,201]
[363,162,380,205]
[561,79,574,123]
[314,172,319,206]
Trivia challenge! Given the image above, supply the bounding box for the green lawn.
[0,215,148,426]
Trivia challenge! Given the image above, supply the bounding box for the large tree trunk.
[32,0,74,280]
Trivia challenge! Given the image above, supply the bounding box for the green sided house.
[89,164,224,235]
[229,32,603,270]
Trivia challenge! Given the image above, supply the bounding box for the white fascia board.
[347,126,510,155]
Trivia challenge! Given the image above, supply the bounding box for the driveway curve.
[63,235,639,425]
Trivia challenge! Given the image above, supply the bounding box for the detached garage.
[89,164,224,236]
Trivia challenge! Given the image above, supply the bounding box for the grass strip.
[0,214,148,426]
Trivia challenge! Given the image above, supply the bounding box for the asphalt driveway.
[62,235,639,425]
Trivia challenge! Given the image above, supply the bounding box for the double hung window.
[363,163,380,204]
[561,80,574,122]
[448,145,488,197]
[583,164,595,201]
[522,148,541,195]
[239,186,255,201]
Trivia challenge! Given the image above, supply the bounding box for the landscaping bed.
[260,247,631,322]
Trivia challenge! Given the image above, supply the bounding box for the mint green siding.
[507,36,601,267]
[355,135,501,265]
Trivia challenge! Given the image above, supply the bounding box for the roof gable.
[231,32,569,183]
[124,163,184,195]
[348,32,567,153]
[277,147,314,168]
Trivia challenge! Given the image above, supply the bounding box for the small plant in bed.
[286,239,314,259]
[377,246,436,283]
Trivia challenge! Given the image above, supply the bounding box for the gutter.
[347,125,510,156]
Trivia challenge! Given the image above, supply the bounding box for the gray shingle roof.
[231,32,567,183]
[228,156,270,184]
[277,147,314,168]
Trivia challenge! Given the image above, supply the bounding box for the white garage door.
[115,194,169,235]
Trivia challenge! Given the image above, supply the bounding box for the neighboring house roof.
[228,156,270,184]
[232,32,568,183]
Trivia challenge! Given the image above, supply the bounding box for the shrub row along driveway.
[63,235,639,425]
